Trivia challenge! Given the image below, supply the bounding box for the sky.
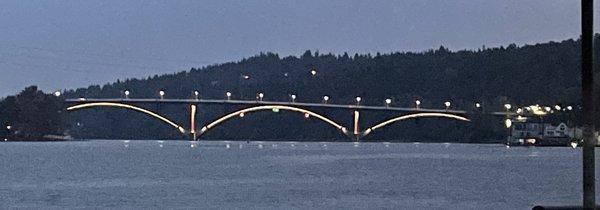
[0,0,598,96]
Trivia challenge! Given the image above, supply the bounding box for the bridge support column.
[190,104,197,141]
[353,110,360,141]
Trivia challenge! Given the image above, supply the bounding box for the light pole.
[415,100,421,109]
[444,101,451,110]
[290,94,296,103]
[323,95,329,104]
[54,91,61,97]
[226,92,232,100]
[194,91,199,100]
[504,118,512,146]
[257,92,264,101]
[355,96,361,106]
[159,90,165,100]
[385,98,392,107]
[581,0,595,207]
[124,90,130,99]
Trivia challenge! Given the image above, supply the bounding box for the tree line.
[1,35,598,141]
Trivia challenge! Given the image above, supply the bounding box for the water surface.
[0,140,593,209]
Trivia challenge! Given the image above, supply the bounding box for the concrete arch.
[197,105,347,138]
[362,112,470,137]
[67,102,186,133]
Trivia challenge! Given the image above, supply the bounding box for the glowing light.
[258,92,264,101]
[544,107,552,112]
[504,104,512,110]
[198,105,345,136]
[385,98,392,105]
[554,105,561,110]
[355,97,361,102]
[323,95,330,103]
[444,101,451,108]
[242,75,250,80]
[6,125,11,130]
[571,141,578,148]
[516,108,523,114]
[53,91,61,97]
[505,119,512,128]
[159,90,165,96]
[194,91,199,99]
[516,115,527,122]
[567,106,573,111]
[124,90,130,97]
[475,103,481,108]
[239,112,245,117]
[369,112,470,131]
[67,102,185,134]
[304,113,310,118]
[272,108,279,112]
[310,69,317,76]
[290,94,296,102]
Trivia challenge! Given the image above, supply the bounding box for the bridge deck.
[65,98,515,116]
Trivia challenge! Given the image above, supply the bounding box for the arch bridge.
[65,98,512,141]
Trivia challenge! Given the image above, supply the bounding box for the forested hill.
[52,35,598,141]
[66,37,593,107]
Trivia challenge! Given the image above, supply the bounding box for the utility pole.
[581,0,595,209]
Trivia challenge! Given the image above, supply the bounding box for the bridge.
[65,97,521,141]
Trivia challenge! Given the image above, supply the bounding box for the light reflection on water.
[0,140,591,209]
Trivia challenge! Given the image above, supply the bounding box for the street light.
[504,104,512,111]
[226,92,232,100]
[355,96,361,105]
[124,90,130,99]
[258,92,264,101]
[159,90,165,99]
[194,91,199,100]
[475,102,481,108]
[290,94,296,103]
[385,98,392,107]
[310,69,317,76]
[567,106,573,111]
[505,118,512,146]
[53,91,61,97]
[444,101,451,110]
[323,95,329,104]
[555,105,562,111]
[415,100,421,109]
[242,75,250,80]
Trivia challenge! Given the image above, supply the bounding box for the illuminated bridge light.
[369,112,470,132]
[67,102,186,134]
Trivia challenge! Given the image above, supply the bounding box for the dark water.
[0,140,595,209]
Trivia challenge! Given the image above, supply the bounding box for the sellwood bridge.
[64,97,523,141]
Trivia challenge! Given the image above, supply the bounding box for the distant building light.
[53,91,61,97]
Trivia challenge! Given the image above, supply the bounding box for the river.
[0,140,595,209]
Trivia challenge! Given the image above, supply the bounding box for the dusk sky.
[0,0,597,96]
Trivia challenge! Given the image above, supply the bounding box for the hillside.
[10,36,599,142]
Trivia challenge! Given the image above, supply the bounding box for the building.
[510,121,582,146]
